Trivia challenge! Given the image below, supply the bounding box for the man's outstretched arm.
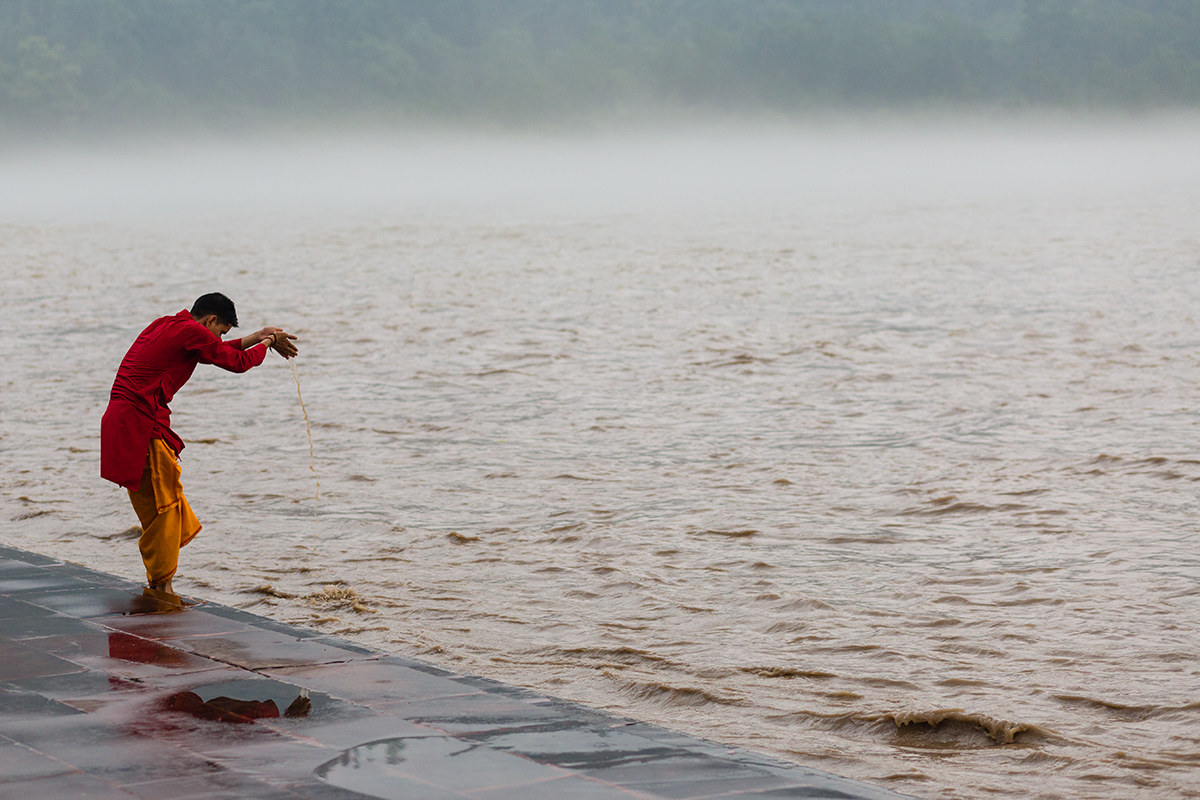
[235,327,299,359]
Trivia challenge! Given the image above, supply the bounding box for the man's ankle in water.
[148,578,175,594]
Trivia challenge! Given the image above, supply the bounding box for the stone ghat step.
[0,544,917,800]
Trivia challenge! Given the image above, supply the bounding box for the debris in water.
[305,584,375,614]
[250,584,296,599]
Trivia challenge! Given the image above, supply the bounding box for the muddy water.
[3,126,1200,799]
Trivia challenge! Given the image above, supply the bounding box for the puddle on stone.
[315,738,418,799]
[316,736,560,798]
[161,679,315,724]
[24,586,186,618]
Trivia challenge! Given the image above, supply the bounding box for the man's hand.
[269,330,299,359]
[242,327,299,359]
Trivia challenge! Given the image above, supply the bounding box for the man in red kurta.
[101,293,297,594]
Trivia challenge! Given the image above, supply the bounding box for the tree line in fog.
[2,0,1198,138]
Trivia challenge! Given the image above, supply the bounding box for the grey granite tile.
[1,667,142,703]
[285,781,405,800]
[452,673,554,701]
[0,556,48,568]
[378,654,462,677]
[0,740,76,783]
[0,608,99,639]
[34,560,132,583]
[45,739,224,787]
[573,752,777,788]
[466,775,653,799]
[303,635,382,655]
[0,685,84,718]
[196,735,342,783]
[0,706,117,750]
[257,708,435,748]
[701,788,887,799]
[264,659,477,707]
[14,586,182,618]
[624,775,811,799]
[0,570,103,595]
[0,770,142,798]
[0,548,59,566]
[33,629,221,678]
[461,719,691,769]
[120,771,300,800]
[96,608,256,640]
[196,603,327,638]
[316,735,572,795]
[314,765,474,800]
[0,640,86,682]
[381,692,572,735]
[170,628,376,669]
[0,594,44,619]
[0,559,52,578]
[613,722,746,760]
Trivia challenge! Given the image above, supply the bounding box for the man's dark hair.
[191,293,238,327]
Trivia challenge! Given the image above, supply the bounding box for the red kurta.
[100,309,267,490]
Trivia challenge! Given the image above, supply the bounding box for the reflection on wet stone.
[18,586,184,618]
[160,679,314,724]
[163,689,310,723]
[463,722,686,769]
[108,631,195,667]
[316,736,566,798]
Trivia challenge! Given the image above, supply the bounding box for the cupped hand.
[270,330,299,359]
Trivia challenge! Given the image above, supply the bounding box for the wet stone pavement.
[0,545,915,800]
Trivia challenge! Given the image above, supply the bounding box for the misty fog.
[5,2,1198,222]
[2,117,1198,222]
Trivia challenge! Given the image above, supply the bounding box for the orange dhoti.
[128,438,201,586]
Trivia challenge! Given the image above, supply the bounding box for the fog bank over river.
[2,117,1198,221]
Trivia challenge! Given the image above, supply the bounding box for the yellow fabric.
[128,438,201,586]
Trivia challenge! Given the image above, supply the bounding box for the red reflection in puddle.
[161,691,310,723]
[107,631,193,667]
[156,679,312,724]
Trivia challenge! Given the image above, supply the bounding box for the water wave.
[617,678,745,708]
[777,708,1052,747]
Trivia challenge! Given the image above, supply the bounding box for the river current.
[2,123,1199,798]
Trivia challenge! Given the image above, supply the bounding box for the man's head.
[191,293,238,337]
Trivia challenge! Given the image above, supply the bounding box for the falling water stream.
[290,358,320,513]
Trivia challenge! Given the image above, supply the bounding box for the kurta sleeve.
[187,328,267,373]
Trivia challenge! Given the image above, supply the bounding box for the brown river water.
[2,122,1199,798]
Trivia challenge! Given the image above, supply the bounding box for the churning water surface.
[3,122,1200,799]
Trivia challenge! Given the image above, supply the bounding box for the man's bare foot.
[144,581,196,608]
